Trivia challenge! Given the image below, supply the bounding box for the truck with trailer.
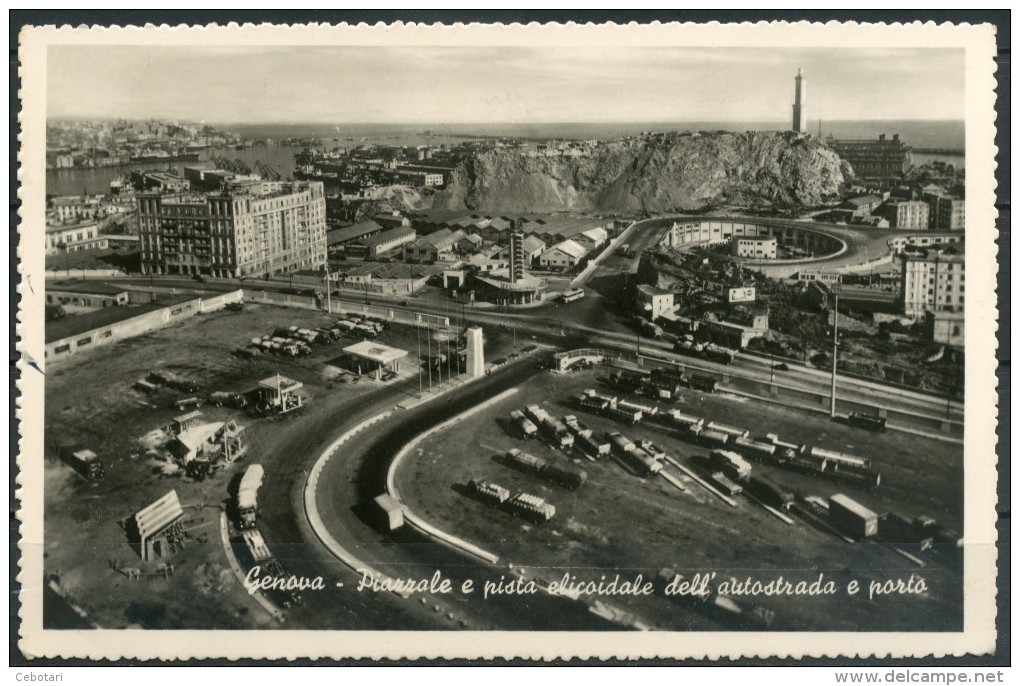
[828,493,879,539]
[732,436,777,461]
[504,449,587,489]
[467,479,511,507]
[745,473,795,510]
[707,449,752,481]
[148,370,200,393]
[708,471,743,496]
[618,398,657,417]
[689,374,718,393]
[651,366,688,387]
[540,417,575,450]
[134,378,160,394]
[847,412,887,432]
[691,426,730,448]
[508,492,556,523]
[706,421,749,439]
[657,569,774,628]
[608,432,663,477]
[58,445,105,482]
[236,464,264,530]
[509,410,538,439]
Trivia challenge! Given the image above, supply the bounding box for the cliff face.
[434,131,848,213]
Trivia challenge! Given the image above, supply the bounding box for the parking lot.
[43,302,493,629]
[393,365,964,631]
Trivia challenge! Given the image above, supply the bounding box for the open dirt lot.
[394,366,964,632]
[42,302,466,629]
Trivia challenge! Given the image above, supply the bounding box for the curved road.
[252,344,618,630]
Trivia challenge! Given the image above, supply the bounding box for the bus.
[561,288,586,303]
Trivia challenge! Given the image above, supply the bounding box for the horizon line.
[47,116,966,126]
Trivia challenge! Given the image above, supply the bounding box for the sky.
[46,46,965,124]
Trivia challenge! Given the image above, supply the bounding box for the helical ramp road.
[299,353,622,631]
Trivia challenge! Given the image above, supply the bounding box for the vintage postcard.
[15,20,999,661]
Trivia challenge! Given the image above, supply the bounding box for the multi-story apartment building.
[137,180,326,278]
[900,251,965,318]
[923,193,966,231]
[880,200,930,230]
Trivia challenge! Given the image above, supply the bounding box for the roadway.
[106,272,962,424]
[254,349,620,630]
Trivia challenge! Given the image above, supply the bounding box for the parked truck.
[509,410,538,439]
[236,464,265,530]
[58,445,105,482]
[828,493,879,539]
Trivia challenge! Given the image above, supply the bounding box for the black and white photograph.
[14,20,1000,663]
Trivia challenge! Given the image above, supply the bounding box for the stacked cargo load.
[468,479,511,506]
[708,449,752,481]
[509,493,556,522]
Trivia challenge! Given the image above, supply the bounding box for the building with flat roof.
[901,250,965,318]
[825,134,913,180]
[879,200,930,230]
[51,195,102,223]
[341,341,408,380]
[46,280,130,311]
[137,180,327,278]
[45,222,106,256]
[922,190,965,231]
[635,284,675,321]
[733,236,778,259]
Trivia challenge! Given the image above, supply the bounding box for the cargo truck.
[708,449,752,481]
[236,464,264,530]
[847,412,887,432]
[828,493,878,539]
[58,445,105,482]
[509,410,538,438]
[689,374,717,393]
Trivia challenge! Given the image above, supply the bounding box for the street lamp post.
[830,293,840,419]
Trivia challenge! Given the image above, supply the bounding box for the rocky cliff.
[434,131,849,213]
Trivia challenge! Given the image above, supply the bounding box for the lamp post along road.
[830,292,839,419]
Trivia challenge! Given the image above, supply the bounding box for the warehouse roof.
[357,225,415,248]
[544,239,587,260]
[327,220,383,246]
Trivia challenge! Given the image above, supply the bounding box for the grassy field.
[395,366,964,632]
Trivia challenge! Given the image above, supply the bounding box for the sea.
[45,119,965,197]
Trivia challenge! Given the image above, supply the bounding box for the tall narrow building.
[792,67,806,133]
[508,220,526,284]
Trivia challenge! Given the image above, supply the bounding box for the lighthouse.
[792,67,806,133]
